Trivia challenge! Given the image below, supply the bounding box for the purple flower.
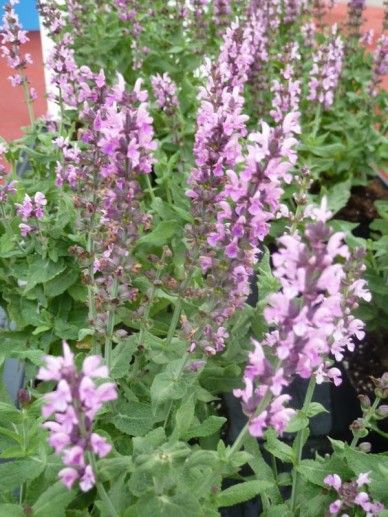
[307,25,344,109]
[1,1,35,108]
[38,342,117,492]
[368,35,388,96]
[15,192,47,235]
[235,198,370,437]
[151,73,178,114]
[325,472,384,516]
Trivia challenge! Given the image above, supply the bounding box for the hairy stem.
[290,375,316,513]
[105,277,118,371]
[88,453,119,517]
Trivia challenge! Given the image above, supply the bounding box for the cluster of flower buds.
[15,192,47,237]
[283,0,303,24]
[213,0,232,33]
[38,342,117,491]
[115,0,146,70]
[307,25,344,109]
[0,1,36,100]
[270,43,301,123]
[246,10,269,117]
[151,73,179,115]
[0,143,17,203]
[367,35,388,96]
[37,0,65,37]
[349,372,388,447]
[301,22,316,48]
[360,28,374,46]
[313,0,327,31]
[347,0,366,40]
[324,473,384,515]
[235,197,371,437]
[189,0,209,41]
[57,74,156,335]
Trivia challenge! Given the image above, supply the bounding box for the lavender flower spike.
[235,198,370,437]
[38,342,117,492]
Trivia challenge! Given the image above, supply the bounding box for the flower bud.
[377,405,388,418]
[358,442,371,453]
[358,394,371,410]
[17,388,31,407]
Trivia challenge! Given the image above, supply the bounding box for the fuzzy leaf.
[0,458,45,491]
[264,430,295,464]
[32,482,76,517]
[183,416,226,440]
[216,480,272,508]
[138,220,179,247]
[110,401,154,437]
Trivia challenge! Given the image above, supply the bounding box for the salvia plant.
[0,0,387,516]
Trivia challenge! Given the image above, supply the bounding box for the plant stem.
[162,271,193,429]
[163,352,189,429]
[350,396,380,448]
[22,79,35,126]
[145,173,156,201]
[138,251,167,347]
[105,277,118,371]
[290,375,316,513]
[229,389,273,456]
[88,453,119,517]
[312,104,322,139]
[165,272,192,347]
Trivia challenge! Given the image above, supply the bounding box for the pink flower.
[79,465,95,492]
[91,433,112,458]
[324,474,342,491]
[58,467,79,489]
[40,342,116,492]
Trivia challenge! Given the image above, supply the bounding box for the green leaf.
[322,178,351,214]
[32,482,76,517]
[286,412,309,433]
[183,416,226,440]
[306,402,329,418]
[0,402,22,423]
[138,220,179,247]
[44,269,79,298]
[244,437,281,504]
[24,257,66,291]
[264,429,295,464]
[131,492,201,517]
[110,401,154,436]
[78,328,95,340]
[296,458,351,487]
[0,458,45,491]
[262,504,293,517]
[0,505,24,517]
[110,337,137,379]
[150,370,187,407]
[173,394,195,439]
[216,480,272,508]
[344,446,388,502]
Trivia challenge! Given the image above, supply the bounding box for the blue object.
[0,0,40,31]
